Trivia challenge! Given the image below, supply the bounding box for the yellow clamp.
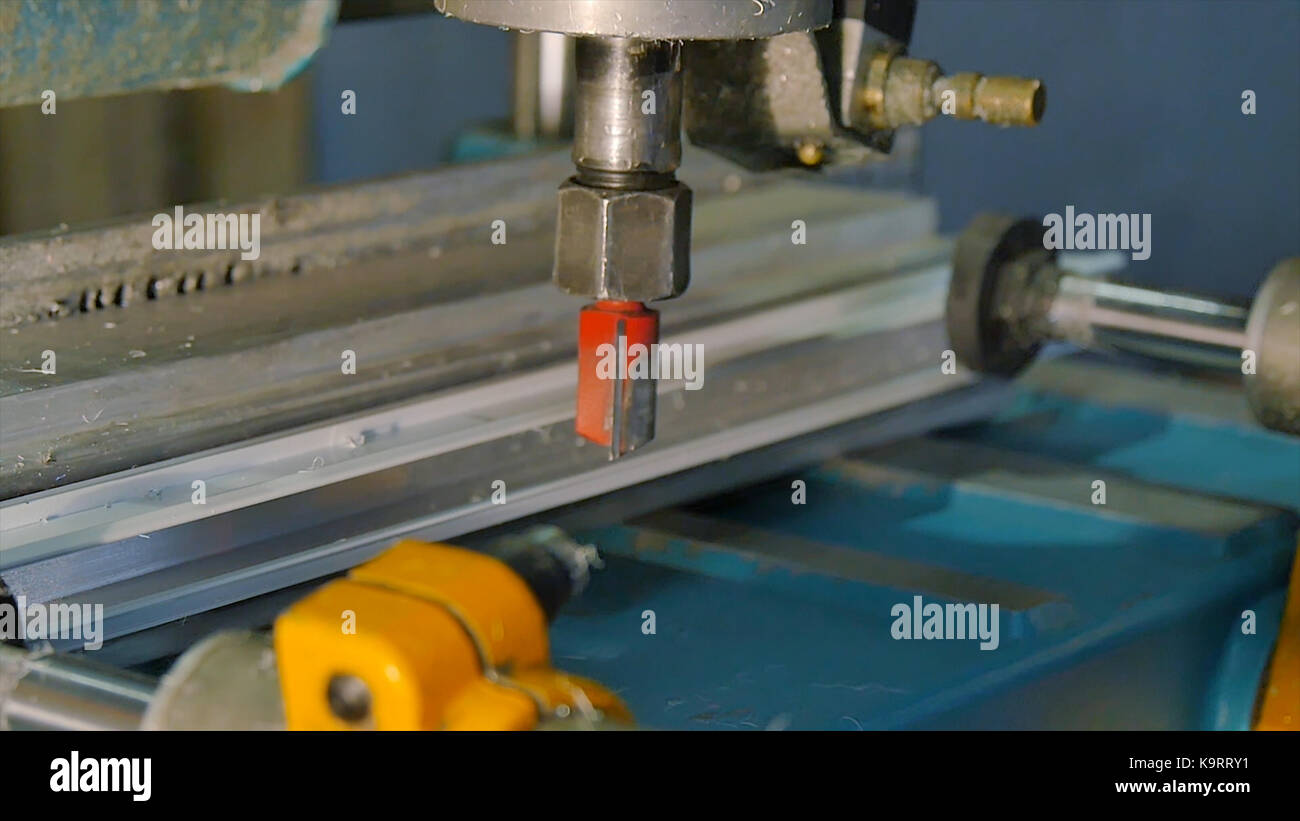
[274,539,629,730]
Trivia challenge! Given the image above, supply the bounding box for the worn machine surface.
[0,0,1296,733]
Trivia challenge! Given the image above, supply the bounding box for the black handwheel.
[946,213,1053,376]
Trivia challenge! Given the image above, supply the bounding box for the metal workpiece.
[5,305,972,650]
[0,186,970,646]
[438,0,832,39]
[0,149,580,331]
[858,50,1045,131]
[1245,259,1300,434]
[0,144,954,645]
[0,644,154,730]
[573,37,682,177]
[949,214,1300,434]
[553,179,692,301]
[0,151,908,497]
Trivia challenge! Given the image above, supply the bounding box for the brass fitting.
[861,49,1044,130]
[934,72,1045,127]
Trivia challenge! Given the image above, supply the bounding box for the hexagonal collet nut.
[553,179,692,302]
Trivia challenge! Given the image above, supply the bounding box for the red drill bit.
[576,300,659,459]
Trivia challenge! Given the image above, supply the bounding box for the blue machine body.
[551,362,1299,729]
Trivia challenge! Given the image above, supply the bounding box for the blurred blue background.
[308,0,1299,299]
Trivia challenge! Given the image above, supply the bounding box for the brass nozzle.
[861,51,1044,130]
[933,72,1045,127]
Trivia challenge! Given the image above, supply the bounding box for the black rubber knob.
[946,213,1053,376]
